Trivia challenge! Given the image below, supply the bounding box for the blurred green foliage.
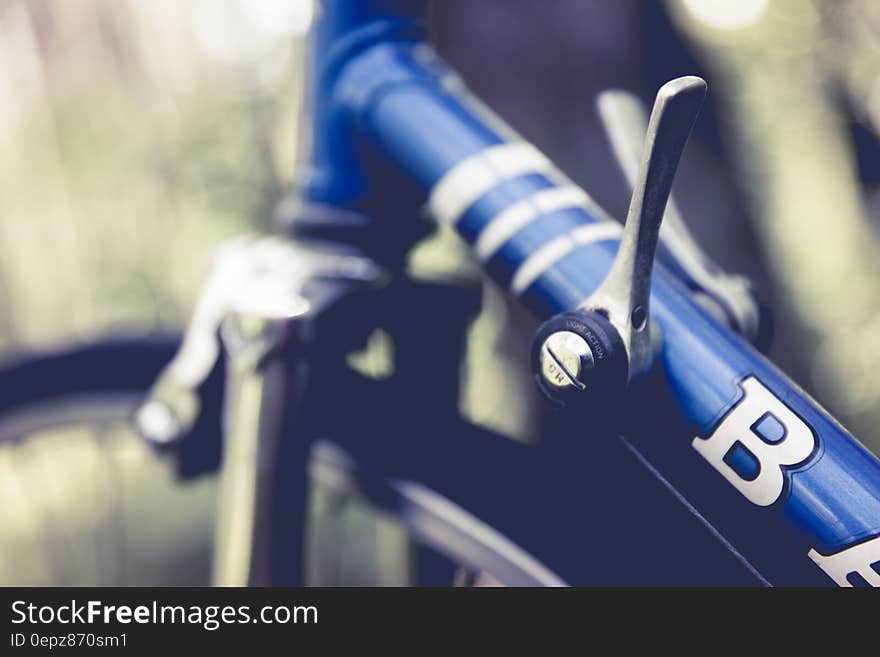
[0,0,302,348]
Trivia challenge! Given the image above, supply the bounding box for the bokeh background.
[0,0,878,584]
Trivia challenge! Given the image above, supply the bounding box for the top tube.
[299,0,880,586]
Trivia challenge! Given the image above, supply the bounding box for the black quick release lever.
[596,87,765,346]
[532,76,706,407]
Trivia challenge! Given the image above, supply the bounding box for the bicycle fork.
[213,310,309,586]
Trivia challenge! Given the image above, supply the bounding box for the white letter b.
[692,377,816,507]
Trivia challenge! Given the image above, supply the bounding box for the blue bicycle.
[1,0,878,587]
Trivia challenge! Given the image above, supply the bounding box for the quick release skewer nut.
[531,310,628,408]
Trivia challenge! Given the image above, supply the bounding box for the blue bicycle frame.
[297,0,880,586]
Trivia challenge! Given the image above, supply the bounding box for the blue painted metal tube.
[297,0,429,205]
[307,3,880,585]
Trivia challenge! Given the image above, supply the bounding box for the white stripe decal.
[427,142,553,225]
[569,222,623,245]
[474,185,589,261]
[510,222,622,295]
